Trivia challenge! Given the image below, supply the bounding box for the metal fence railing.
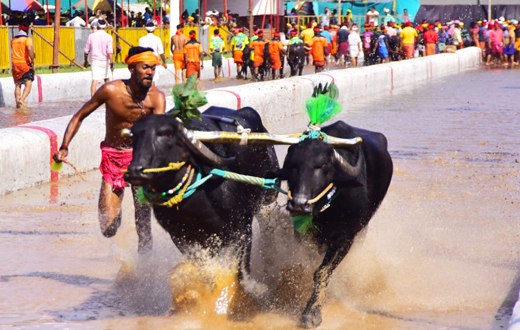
[285,15,414,30]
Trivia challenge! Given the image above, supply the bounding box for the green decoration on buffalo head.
[305,82,342,126]
[169,73,207,125]
[291,214,317,235]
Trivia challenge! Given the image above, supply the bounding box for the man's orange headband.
[125,51,158,66]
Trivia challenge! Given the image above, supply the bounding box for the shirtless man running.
[53,47,166,254]
[171,24,189,85]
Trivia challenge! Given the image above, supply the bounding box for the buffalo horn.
[181,128,236,166]
[333,150,363,177]
[190,131,362,147]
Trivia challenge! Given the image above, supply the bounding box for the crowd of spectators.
[0,6,170,29]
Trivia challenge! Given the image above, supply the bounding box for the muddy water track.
[1,67,520,329]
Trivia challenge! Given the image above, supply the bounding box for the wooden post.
[338,0,341,25]
[85,0,88,25]
[52,0,61,73]
[249,0,253,37]
[46,0,50,25]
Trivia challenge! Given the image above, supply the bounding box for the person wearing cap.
[231,28,249,79]
[400,21,417,59]
[139,20,167,85]
[84,19,114,96]
[478,21,488,58]
[305,26,327,72]
[321,26,333,67]
[437,25,449,54]
[345,9,353,24]
[268,32,285,79]
[337,22,350,66]
[54,46,165,254]
[328,24,339,63]
[514,21,520,63]
[250,30,267,80]
[502,24,516,66]
[347,24,361,67]
[11,20,34,109]
[423,24,438,56]
[184,30,209,79]
[301,23,315,65]
[210,29,225,81]
[376,28,390,63]
[362,24,375,65]
[383,8,395,26]
[171,24,189,85]
[486,22,504,65]
[452,23,463,50]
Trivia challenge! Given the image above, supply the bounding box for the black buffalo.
[277,121,393,328]
[288,43,305,77]
[124,106,278,313]
[241,46,253,79]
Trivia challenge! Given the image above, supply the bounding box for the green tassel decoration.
[305,94,343,126]
[136,187,149,204]
[291,214,316,235]
[169,73,207,125]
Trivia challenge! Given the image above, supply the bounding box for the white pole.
[488,0,491,22]
[170,0,180,39]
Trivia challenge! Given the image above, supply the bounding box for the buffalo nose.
[287,199,313,214]
[127,164,144,175]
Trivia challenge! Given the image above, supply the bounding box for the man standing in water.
[11,20,34,109]
[53,47,166,254]
[171,24,188,84]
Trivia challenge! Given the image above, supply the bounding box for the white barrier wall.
[0,48,481,195]
[0,58,238,107]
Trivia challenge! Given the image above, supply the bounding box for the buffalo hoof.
[298,306,322,329]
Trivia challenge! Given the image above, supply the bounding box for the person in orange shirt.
[305,27,328,73]
[184,30,210,79]
[250,30,267,81]
[11,21,35,109]
[268,32,286,80]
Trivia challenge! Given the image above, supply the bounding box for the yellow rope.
[143,162,186,173]
[287,183,333,203]
[121,162,185,174]
[161,168,195,208]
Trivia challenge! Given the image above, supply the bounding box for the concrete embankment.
[0,48,481,195]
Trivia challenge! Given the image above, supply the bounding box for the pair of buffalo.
[240,43,306,80]
[124,106,393,328]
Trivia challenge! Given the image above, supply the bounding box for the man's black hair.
[189,30,196,36]
[214,29,219,35]
[145,20,154,27]
[128,46,154,59]
[176,24,183,29]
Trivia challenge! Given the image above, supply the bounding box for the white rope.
[308,123,322,131]
[237,124,251,145]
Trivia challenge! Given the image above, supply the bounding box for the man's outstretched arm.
[53,86,109,162]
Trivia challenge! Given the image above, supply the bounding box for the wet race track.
[1,66,519,329]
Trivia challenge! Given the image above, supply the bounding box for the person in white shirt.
[366,7,379,26]
[65,14,86,27]
[138,20,168,85]
[320,7,331,27]
[348,25,362,67]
